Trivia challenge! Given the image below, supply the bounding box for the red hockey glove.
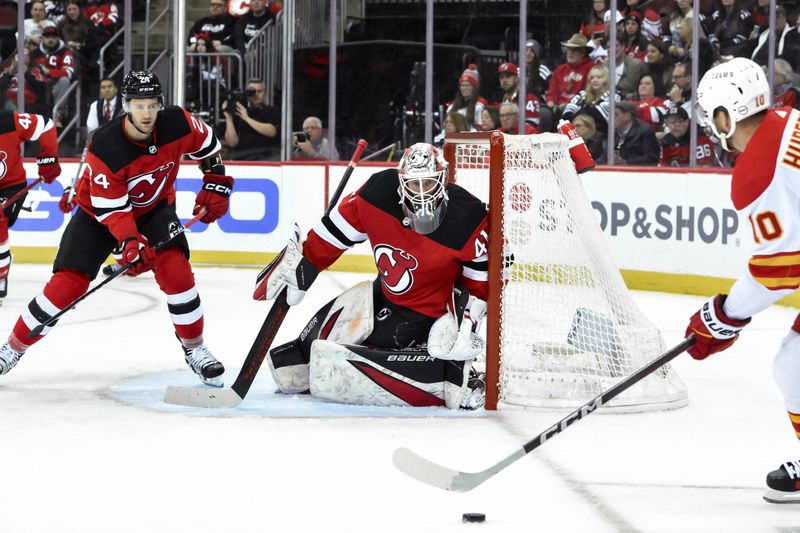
[36,155,61,184]
[193,174,233,224]
[58,186,76,213]
[557,120,595,174]
[685,294,751,360]
[118,235,157,276]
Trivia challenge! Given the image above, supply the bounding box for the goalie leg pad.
[268,338,310,394]
[309,340,469,408]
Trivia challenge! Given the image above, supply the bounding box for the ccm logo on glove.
[202,182,232,196]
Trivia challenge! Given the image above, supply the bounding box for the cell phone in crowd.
[294,132,307,143]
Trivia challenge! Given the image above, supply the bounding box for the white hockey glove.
[428,295,487,361]
[254,223,319,306]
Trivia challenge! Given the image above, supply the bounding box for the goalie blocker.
[267,280,485,409]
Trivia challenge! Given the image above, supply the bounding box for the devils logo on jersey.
[127,162,175,207]
[374,244,418,295]
[0,151,7,180]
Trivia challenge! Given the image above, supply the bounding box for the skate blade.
[200,375,224,388]
[763,488,800,504]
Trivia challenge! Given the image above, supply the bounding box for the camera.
[225,88,248,110]
[294,132,308,143]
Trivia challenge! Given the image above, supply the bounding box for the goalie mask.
[695,57,770,152]
[397,143,449,235]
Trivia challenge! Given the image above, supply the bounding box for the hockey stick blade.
[163,385,243,408]
[392,335,695,492]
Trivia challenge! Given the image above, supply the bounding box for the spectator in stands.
[43,0,66,25]
[481,105,500,131]
[446,64,486,130]
[32,26,74,113]
[602,101,659,165]
[771,59,800,110]
[633,73,666,132]
[189,0,237,53]
[85,0,120,82]
[234,0,275,55]
[667,61,692,114]
[659,106,719,167]
[499,102,538,134]
[706,0,754,57]
[622,12,647,61]
[605,38,646,100]
[644,38,672,96]
[495,62,541,129]
[750,0,770,37]
[546,34,595,115]
[561,65,620,136]
[86,77,122,134]
[588,10,624,62]
[667,0,693,50]
[749,5,800,71]
[572,114,605,160]
[434,111,470,147]
[525,39,552,99]
[0,48,49,116]
[222,78,281,161]
[580,0,607,40]
[60,1,90,53]
[622,0,660,38]
[25,1,56,45]
[679,16,718,76]
[293,116,339,160]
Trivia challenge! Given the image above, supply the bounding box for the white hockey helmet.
[397,143,449,235]
[695,57,770,151]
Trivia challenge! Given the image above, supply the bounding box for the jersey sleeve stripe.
[93,203,132,222]
[749,276,800,290]
[312,220,350,250]
[187,126,221,160]
[462,265,489,281]
[29,115,50,141]
[90,194,129,209]
[330,208,368,243]
[463,257,488,271]
[749,252,800,267]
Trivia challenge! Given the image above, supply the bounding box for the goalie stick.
[164,139,369,408]
[392,335,696,492]
[27,210,206,338]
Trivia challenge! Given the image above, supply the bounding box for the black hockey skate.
[460,369,486,410]
[180,343,225,387]
[764,460,800,503]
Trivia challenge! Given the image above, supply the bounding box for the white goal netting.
[447,133,688,411]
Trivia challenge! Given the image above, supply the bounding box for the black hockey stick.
[0,176,44,212]
[164,139,369,408]
[27,210,206,338]
[392,335,696,492]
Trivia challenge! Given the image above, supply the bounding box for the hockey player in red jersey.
[0,71,234,387]
[256,143,490,409]
[684,57,800,504]
[0,111,60,302]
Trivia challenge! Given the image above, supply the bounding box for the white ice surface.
[1,265,799,532]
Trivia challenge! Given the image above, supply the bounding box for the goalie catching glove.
[253,222,319,306]
[427,293,487,361]
[685,294,751,360]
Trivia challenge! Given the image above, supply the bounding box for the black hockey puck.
[462,513,486,523]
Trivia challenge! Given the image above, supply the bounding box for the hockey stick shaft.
[393,335,696,492]
[27,210,205,338]
[0,177,44,212]
[164,139,369,407]
[67,145,89,203]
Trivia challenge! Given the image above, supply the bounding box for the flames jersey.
[75,106,221,242]
[725,107,800,318]
[0,111,57,188]
[303,169,489,318]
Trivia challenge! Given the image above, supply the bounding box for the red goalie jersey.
[75,106,221,242]
[0,111,57,188]
[302,169,489,318]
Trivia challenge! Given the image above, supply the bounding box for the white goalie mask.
[397,143,449,235]
[695,57,770,152]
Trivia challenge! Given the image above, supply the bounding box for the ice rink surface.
[1,264,800,533]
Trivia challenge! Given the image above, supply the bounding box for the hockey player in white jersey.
[684,57,800,504]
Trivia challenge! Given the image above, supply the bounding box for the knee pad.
[774,329,800,412]
[154,248,195,294]
[268,338,309,394]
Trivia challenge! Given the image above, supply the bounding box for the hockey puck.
[462,513,486,523]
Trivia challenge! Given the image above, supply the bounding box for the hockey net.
[444,132,688,412]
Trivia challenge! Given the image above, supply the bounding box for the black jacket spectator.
[189,1,236,51]
[614,118,660,164]
[234,0,275,54]
[706,0,754,57]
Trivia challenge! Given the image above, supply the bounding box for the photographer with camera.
[292,116,339,161]
[222,79,280,161]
